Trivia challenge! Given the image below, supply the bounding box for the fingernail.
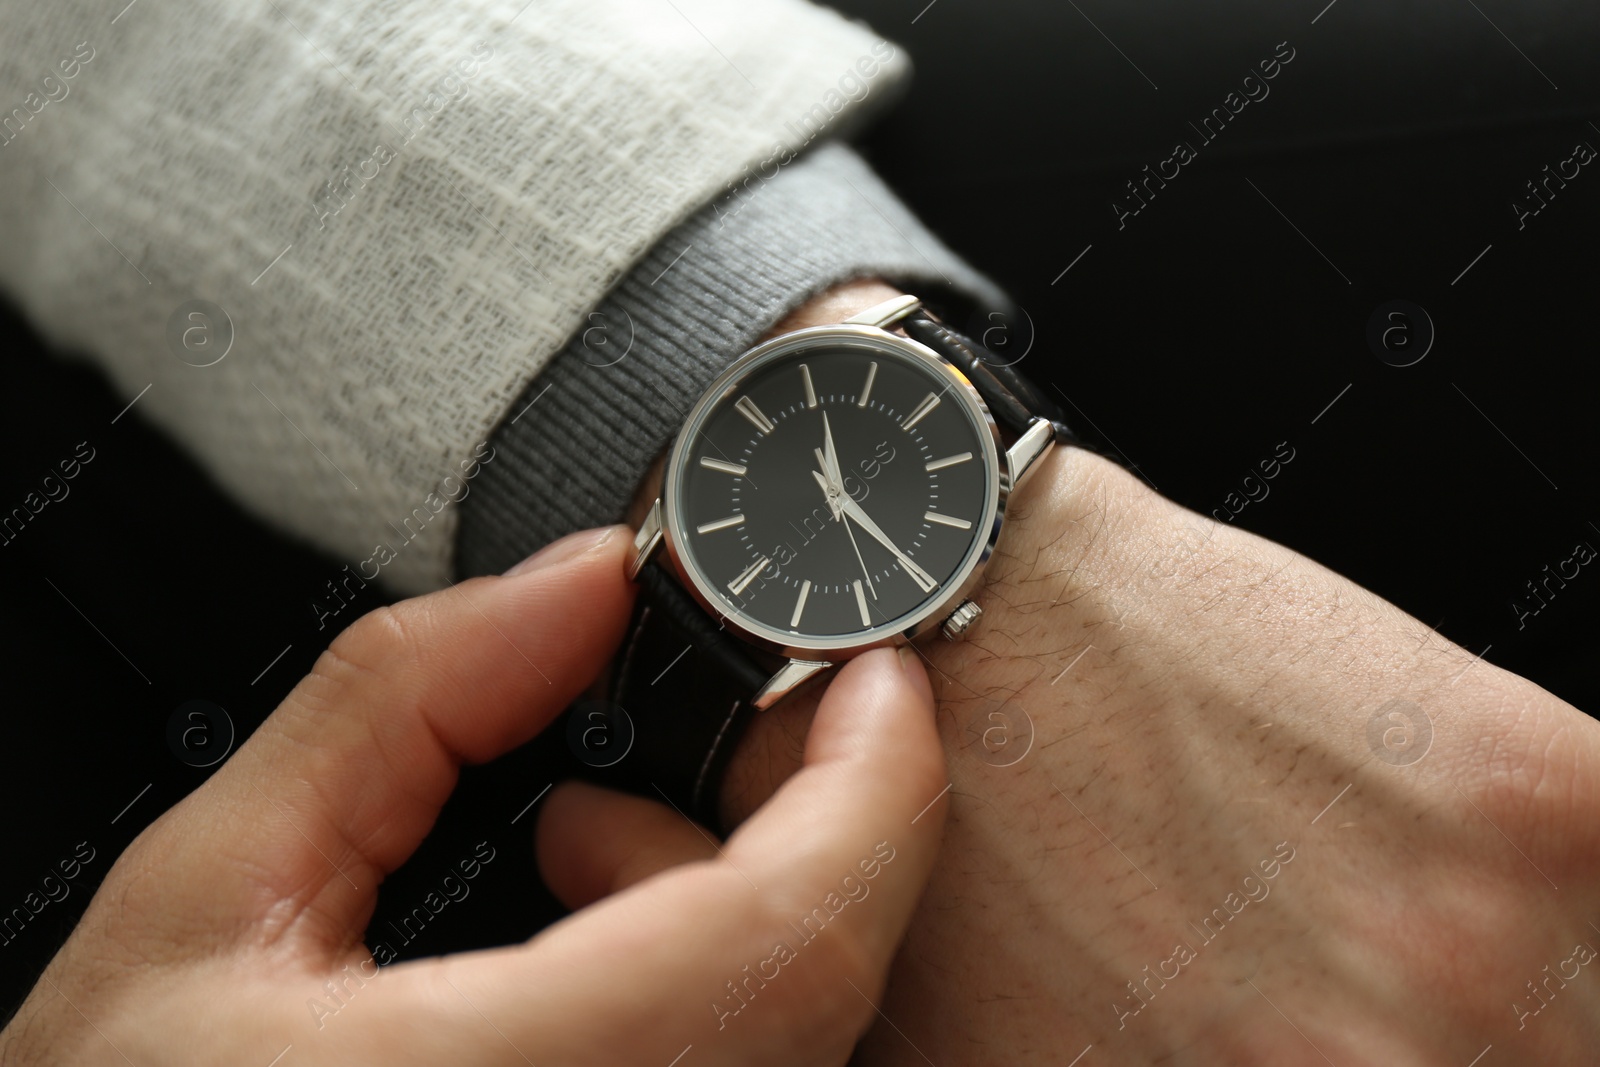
[503,526,621,577]
[897,644,935,707]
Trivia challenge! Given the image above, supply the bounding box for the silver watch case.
[640,315,1035,665]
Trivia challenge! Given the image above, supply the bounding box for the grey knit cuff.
[454,142,1006,578]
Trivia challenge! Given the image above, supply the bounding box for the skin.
[724,440,1600,1063]
[0,528,947,1066]
[633,282,1600,1062]
[8,281,1599,1064]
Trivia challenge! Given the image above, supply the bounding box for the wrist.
[712,440,1131,824]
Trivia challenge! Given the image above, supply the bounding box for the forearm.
[455,145,1003,578]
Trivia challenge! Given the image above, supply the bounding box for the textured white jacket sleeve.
[0,0,909,591]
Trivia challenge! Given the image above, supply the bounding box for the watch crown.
[942,599,983,641]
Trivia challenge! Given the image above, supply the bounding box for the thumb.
[95,526,635,962]
[536,646,946,910]
[463,647,947,1065]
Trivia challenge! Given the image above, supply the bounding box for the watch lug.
[842,294,922,329]
[753,658,833,709]
[627,498,664,582]
[1004,417,1056,493]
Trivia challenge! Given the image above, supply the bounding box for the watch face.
[663,326,1000,652]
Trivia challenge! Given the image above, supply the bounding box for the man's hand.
[627,277,1600,1061]
[0,526,947,1067]
[722,444,1600,1065]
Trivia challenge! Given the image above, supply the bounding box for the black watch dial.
[668,335,995,644]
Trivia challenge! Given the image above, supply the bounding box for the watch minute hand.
[815,469,877,600]
[835,494,939,592]
[821,410,845,487]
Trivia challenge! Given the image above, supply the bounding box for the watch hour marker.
[789,579,811,628]
[901,392,941,430]
[699,456,747,476]
[729,556,769,596]
[800,363,817,409]
[853,579,871,626]
[924,510,972,530]
[735,396,774,434]
[925,452,972,472]
[696,513,745,534]
[857,362,878,408]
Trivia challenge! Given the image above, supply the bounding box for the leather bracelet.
[572,304,1070,831]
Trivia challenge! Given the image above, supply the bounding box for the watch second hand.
[818,411,877,601]
[834,492,938,592]
[812,468,877,601]
[819,413,937,593]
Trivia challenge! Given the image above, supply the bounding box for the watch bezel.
[660,321,1009,661]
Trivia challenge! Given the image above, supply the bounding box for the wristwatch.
[578,293,1072,828]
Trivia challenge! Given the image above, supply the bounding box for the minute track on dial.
[669,331,996,644]
[618,297,1060,831]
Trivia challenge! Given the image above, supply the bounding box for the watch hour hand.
[811,467,841,521]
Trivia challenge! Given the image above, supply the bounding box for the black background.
[2,0,1597,1018]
